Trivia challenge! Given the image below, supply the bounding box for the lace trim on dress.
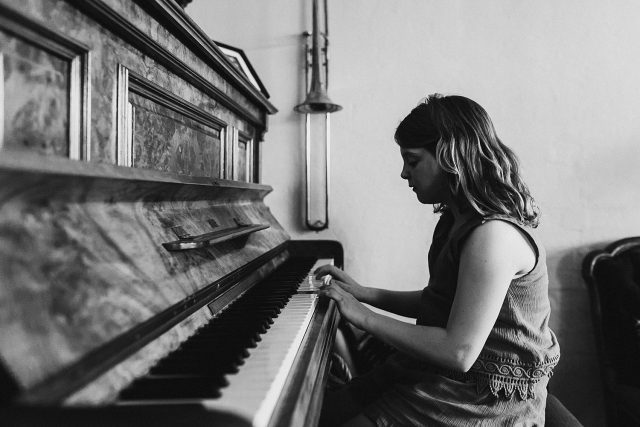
[433,354,559,400]
[468,355,559,400]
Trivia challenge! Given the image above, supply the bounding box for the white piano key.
[201,259,331,426]
[202,298,318,425]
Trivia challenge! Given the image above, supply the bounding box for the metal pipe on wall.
[294,0,342,231]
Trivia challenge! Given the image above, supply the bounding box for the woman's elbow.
[445,345,478,373]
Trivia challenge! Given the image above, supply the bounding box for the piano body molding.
[0,1,341,426]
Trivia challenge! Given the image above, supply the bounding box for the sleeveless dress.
[358,211,560,426]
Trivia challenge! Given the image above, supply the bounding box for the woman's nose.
[400,167,408,180]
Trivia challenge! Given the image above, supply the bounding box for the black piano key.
[150,361,239,377]
[119,377,226,400]
[186,331,263,346]
[150,358,243,377]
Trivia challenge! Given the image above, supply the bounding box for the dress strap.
[480,214,542,276]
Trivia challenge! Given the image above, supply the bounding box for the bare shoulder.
[462,220,536,277]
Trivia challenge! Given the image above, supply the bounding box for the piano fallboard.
[0,152,288,402]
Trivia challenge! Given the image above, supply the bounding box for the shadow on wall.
[291,174,306,234]
[546,243,612,427]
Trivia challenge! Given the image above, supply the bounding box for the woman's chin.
[416,194,430,204]
[415,193,439,205]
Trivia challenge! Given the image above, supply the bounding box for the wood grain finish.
[126,70,226,177]
[130,93,223,176]
[0,31,69,156]
[0,0,272,168]
[0,3,91,160]
[0,151,289,398]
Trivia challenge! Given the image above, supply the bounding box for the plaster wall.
[188,1,640,425]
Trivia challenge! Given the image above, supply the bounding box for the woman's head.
[395,94,539,227]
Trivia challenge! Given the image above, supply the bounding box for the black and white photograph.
[1,1,638,426]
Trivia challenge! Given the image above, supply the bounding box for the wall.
[188,1,640,425]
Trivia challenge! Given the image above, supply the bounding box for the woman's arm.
[366,288,423,319]
[314,265,422,318]
[321,220,535,372]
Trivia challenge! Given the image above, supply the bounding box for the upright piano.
[0,1,342,425]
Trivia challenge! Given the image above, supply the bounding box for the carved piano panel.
[0,0,274,180]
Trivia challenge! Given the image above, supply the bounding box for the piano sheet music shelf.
[0,1,343,426]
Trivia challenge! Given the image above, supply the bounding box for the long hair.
[395,94,540,227]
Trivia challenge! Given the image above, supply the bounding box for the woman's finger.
[327,284,355,305]
[330,281,348,293]
[328,280,352,295]
[320,286,341,302]
[314,264,338,278]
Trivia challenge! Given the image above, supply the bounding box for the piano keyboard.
[118,256,333,427]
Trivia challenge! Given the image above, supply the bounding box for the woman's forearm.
[363,311,469,371]
[320,284,474,372]
[361,288,423,318]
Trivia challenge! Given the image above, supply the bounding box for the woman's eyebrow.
[402,152,420,161]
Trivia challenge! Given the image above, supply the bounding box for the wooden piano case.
[0,1,341,425]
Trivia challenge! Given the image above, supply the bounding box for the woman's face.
[400,147,449,204]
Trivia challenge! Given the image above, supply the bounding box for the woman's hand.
[319,280,373,330]
[314,265,370,302]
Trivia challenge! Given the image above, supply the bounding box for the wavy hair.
[395,94,540,227]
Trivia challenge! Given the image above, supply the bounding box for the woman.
[317,94,560,426]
